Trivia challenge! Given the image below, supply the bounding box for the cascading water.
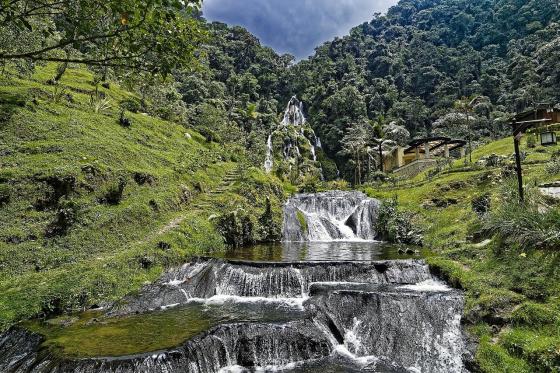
[264,96,324,175]
[264,134,273,173]
[282,191,380,242]
[281,96,306,126]
[0,191,471,373]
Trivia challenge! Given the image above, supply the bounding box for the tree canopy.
[0,0,205,75]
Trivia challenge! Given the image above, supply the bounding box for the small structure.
[541,130,557,146]
[509,104,560,201]
[385,137,466,177]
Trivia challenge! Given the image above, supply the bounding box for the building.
[384,137,466,177]
[511,104,560,145]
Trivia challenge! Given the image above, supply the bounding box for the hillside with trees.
[0,1,559,372]
[288,0,560,180]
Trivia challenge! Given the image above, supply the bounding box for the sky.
[202,0,398,60]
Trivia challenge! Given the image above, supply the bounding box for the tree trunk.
[52,61,68,83]
[357,153,362,185]
[378,143,384,172]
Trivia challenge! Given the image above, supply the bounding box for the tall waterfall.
[264,134,273,173]
[281,96,306,126]
[282,191,380,242]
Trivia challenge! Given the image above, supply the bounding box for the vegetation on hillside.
[366,136,560,372]
[0,66,288,329]
[288,0,560,181]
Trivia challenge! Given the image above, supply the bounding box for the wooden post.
[513,127,524,202]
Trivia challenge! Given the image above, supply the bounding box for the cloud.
[202,0,397,59]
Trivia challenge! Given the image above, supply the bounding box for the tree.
[339,122,371,184]
[454,97,476,163]
[0,0,205,76]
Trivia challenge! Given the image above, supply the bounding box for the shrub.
[375,199,423,245]
[215,209,255,248]
[299,175,319,193]
[119,98,142,113]
[545,156,560,175]
[483,181,560,253]
[526,134,537,148]
[257,198,281,241]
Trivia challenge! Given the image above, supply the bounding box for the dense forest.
[287,0,560,178]
[178,0,560,182]
[4,0,559,183]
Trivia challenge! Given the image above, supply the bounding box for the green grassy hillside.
[367,137,560,372]
[0,66,287,329]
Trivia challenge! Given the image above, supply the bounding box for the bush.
[545,157,560,175]
[375,199,423,245]
[119,98,142,113]
[215,209,255,248]
[257,198,281,241]
[526,134,537,148]
[299,175,319,193]
[483,181,560,253]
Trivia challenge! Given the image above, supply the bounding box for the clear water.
[215,241,427,263]
[28,300,309,358]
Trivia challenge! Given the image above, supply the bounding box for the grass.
[364,136,560,372]
[0,65,288,329]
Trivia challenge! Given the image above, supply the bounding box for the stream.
[0,191,470,372]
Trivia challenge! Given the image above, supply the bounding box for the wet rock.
[111,258,433,316]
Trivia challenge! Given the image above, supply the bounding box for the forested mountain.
[282,0,560,178]
[177,22,294,166]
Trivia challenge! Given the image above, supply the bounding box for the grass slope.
[366,137,560,372]
[0,66,286,329]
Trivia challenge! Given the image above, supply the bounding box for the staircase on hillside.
[193,164,247,210]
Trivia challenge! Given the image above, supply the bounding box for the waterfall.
[1,190,469,372]
[281,96,306,126]
[309,140,317,161]
[282,191,380,242]
[264,134,273,173]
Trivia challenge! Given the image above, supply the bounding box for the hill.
[0,65,288,328]
[366,135,560,372]
[287,0,560,180]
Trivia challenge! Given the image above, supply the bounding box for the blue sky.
[202,0,398,60]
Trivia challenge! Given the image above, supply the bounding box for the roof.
[404,137,466,155]
[511,104,560,123]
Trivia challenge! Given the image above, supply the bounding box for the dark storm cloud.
[202,0,397,59]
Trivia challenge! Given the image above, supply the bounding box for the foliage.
[0,65,287,329]
[0,0,206,76]
[375,199,423,245]
[483,181,560,253]
[296,211,308,236]
[286,0,560,179]
[215,209,254,248]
